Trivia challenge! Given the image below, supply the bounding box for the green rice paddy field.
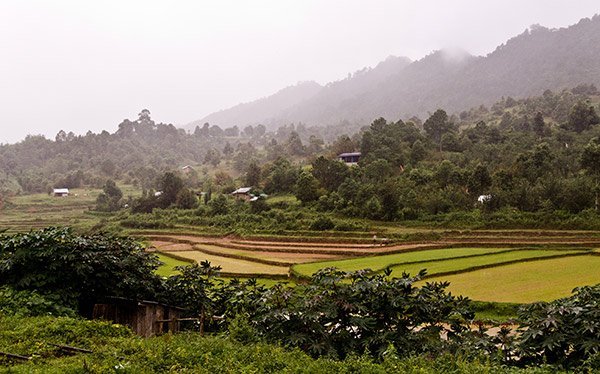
[291,247,600,304]
[154,242,600,304]
[155,253,288,287]
[155,253,192,277]
[291,247,585,277]
[425,255,600,303]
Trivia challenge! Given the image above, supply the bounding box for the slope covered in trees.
[2,86,600,227]
[188,15,600,130]
[187,81,323,129]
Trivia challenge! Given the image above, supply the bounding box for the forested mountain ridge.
[1,85,599,207]
[187,81,323,129]
[188,15,600,129]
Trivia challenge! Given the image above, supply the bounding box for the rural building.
[181,165,195,174]
[477,194,492,203]
[231,187,253,201]
[92,297,185,337]
[53,188,70,197]
[338,152,361,165]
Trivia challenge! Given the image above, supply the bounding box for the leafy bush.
[245,268,474,359]
[0,228,163,313]
[517,284,600,369]
[310,216,335,231]
[227,315,261,344]
[0,286,75,317]
[334,220,363,231]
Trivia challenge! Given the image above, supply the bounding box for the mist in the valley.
[0,0,599,144]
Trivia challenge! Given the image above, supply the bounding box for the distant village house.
[477,194,492,204]
[181,165,195,174]
[53,188,70,197]
[231,187,253,201]
[338,152,361,165]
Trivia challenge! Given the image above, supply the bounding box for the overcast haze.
[0,1,599,144]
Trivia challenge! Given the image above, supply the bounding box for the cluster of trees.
[3,88,600,223]
[2,228,599,370]
[127,172,199,213]
[81,87,600,225]
[0,109,332,195]
[226,89,600,221]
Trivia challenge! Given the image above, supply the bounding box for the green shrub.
[120,218,173,229]
[227,315,260,344]
[0,286,75,317]
[310,216,335,231]
[517,283,600,368]
[0,228,163,313]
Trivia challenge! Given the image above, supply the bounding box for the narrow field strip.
[194,244,342,264]
[215,241,437,255]
[172,250,289,275]
[158,243,195,251]
[145,235,220,244]
[152,240,321,267]
[425,255,600,303]
[230,239,376,248]
[443,237,600,244]
[293,247,516,276]
[148,240,178,248]
[152,241,297,267]
[444,229,600,237]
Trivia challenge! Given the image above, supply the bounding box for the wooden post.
[169,317,178,333]
[199,311,205,336]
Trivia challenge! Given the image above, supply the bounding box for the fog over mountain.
[2,1,600,144]
[188,15,600,130]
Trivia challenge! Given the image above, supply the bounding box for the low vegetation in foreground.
[1,228,600,372]
[0,316,556,374]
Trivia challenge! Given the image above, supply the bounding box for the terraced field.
[155,253,193,277]
[4,191,600,303]
[0,186,140,233]
[169,251,289,276]
[292,247,515,274]
[149,231,600,302]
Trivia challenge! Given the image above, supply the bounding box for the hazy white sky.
[0,0,599,144]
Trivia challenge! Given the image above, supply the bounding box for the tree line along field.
[3,189,600,306]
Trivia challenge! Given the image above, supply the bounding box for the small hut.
[338,152,361,165]
[53,188,70,197]
[181,165,195,174]
[92,297,185,337]
[231,187,253,201]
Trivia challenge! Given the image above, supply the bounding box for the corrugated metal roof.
[53,188,69,194]
[338,152,361,157]
[232,187,252,194]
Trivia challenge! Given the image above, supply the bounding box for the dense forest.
[192,15,600,130]
[2,85,600,227]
